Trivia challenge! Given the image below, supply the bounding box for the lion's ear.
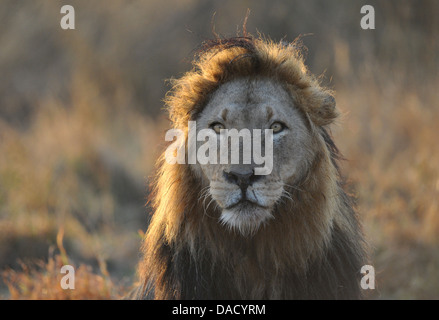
[314,94,338,126]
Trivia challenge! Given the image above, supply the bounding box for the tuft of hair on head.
[165,32,339,132]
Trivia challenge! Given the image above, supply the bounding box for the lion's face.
[191,78,315,235]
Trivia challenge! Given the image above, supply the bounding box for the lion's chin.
[219,202,274,236]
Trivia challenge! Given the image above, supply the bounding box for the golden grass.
[334,73,439,299]
[3,254,124,300]
[0,70,162,299]
[1,228,127,300]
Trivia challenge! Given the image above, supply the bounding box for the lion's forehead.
[200,77,296,128]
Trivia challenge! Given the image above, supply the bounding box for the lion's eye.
[270,122,285,133]
[210,122,225,134]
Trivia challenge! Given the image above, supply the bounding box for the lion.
[135,35,367,299]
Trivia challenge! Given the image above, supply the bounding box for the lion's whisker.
[284,183,303,192]
[280,189,294,203]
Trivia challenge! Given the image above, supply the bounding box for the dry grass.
[2,251,123,300]
[335,77,439,299]
[0,0,438,299]
[0,69,160,298]
[1,228,128,299]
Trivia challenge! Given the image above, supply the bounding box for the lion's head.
[136,36,366,300]
[167,37,338,236]
[193,77,322,235]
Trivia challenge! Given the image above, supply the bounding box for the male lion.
[135,36,367,299]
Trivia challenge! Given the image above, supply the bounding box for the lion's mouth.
[225,199,269,210]
[219,198,274,236]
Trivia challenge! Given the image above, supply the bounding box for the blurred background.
[0,0,438,299]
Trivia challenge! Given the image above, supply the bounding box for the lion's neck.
[141,155,364,299]
[172,171,337,299]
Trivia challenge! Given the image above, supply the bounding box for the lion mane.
[135,36,367,299]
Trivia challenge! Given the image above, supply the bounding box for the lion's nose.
[223,169,261,191]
